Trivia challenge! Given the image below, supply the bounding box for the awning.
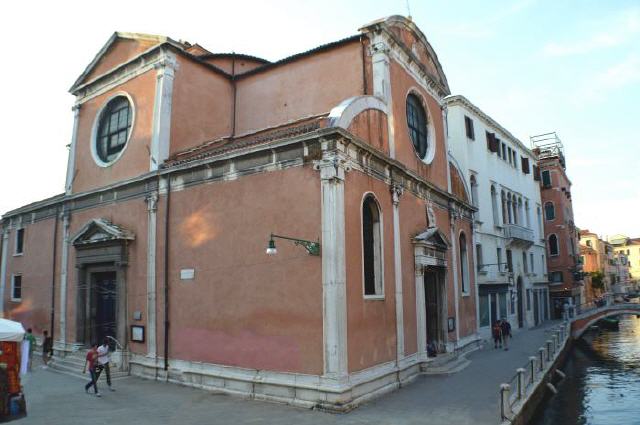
[0,318,25,342]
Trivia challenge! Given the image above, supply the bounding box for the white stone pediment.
[71,218,135,246]
[413,227,450,250]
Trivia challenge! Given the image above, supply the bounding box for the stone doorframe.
[413,227,450,361]
[71,219,134,350]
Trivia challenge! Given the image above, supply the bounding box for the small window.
[11,275,22,302]
[526,289,531,310]
[497,248,503,272]
[586,240,592,247]
[363,195,383,296]
[541,170,551,188]
[96,96,133,163]
[470,175,478,207]
[530,253,535,273]
[506,249,513,273]
[501,143,507,161]
[464,116,475,140]
[406,94,429,159]
[544,202,555,221]
[523,251,528,274]
[459,233,469,293]
[15,228,24,255]
[549,234,559,256]
[476,244,484,272]
[550,271,563,282]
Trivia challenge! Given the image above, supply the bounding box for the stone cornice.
[445,95,536,159]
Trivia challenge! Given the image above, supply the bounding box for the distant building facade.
[609,234,640,288]
[0,17,479,409]
[446,96,549,337]
[532,134,583,318]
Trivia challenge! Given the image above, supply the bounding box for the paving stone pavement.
[19,322,561,425]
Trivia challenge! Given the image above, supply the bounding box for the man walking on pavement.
[83,343,101,397]
[500,318,512,351]
[96,337,115,391]
[24,328,36,371]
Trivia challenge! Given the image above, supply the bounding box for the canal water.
[531,315,640,425]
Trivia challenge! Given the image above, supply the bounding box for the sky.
[0,0,638,237]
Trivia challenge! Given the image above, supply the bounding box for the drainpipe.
[50,207,59,338]
[231,54,237,138]
[163,175,171,372]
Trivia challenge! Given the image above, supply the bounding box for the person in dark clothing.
[500,319,512,351]
[492,321,503,349]
[42,330,53,368]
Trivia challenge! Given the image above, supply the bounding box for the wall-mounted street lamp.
[266,233,321,256]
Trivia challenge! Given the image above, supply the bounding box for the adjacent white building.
[446,95,549,338]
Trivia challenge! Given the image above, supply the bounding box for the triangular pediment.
[70,32,175,92]
[413,227,450,250]
[71,218,135,246]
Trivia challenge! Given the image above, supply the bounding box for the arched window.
[363,195,383,296]
[491,185,499,226]
[525,201,531,228]
[501,191,507,224]
[96,95,133,163]
[548,234,559,256]
[406,94,429,159]
[544,202,555,221]
[459,233,469,293]
[470,175,479,207]
[507,193,513,224]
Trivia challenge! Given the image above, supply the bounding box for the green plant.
[590,271,605,291]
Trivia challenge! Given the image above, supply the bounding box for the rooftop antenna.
[405,0,412,20]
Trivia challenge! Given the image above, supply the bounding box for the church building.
[0,16,478,409]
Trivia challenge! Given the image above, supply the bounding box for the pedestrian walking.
[83,343,101,397]
[96,337,115,391]
[500,318,512,351]
[492,320,503,349]
[42,330,53,368]
[24,328,36,371]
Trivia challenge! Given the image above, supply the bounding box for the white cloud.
[542,8,640,57]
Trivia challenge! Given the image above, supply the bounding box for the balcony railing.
[504,224,535,244]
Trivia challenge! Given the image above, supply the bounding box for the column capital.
[145,192,159,212]
[391,183,404,206]
[154,55,179,78]
[313,151,351,182]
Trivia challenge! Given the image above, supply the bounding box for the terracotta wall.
[347,110,390,156]
[398,192,429,356]
[162,165,323,374]
[63,199,148,350]
[3,217,58,336]
[83,38,158,84]
[73,70,156,194]
[344,171,397,372]
[235,41,363,135]
[169,57,233,154]
[389,60,448,191]
[454,218,477,337]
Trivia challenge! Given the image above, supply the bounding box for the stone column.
[370,35,396,159]
[391,184,405,363]
[65,105,81,194]
[59,213,70,345]
[150,53,178,171]
[145,192,158,357]
[0,229,9,316]
[415,263,426,360]
[315,145,349,379]
[449,205,461,343]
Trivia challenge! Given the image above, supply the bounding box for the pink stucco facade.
[1,16,478,409]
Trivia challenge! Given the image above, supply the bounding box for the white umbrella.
[0,318,25,342]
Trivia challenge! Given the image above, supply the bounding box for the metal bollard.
[517,368,526,400]
[539,347,546,371]
[546,340,553,361]
[529,356,537,384]
[500,383,511,420]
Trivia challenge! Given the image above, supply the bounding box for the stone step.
[421,353,471,375]
[49,353,129,381]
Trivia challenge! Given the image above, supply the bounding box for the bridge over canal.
[570,301,640,338]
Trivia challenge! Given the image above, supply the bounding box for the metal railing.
[499,322,569,422]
